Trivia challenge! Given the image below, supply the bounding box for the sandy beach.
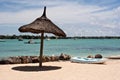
[0,59,120,80]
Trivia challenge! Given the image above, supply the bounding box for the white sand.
[0,60,120,80]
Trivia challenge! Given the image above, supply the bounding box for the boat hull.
[71,57,105,64]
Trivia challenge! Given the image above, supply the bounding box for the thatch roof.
[19,6,66,37]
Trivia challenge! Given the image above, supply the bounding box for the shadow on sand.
[12,66,62,72]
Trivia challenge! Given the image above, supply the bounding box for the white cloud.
[0,0,120,36]
[0,1,105,24]
[0,9,43,24]
[89,6,120,29]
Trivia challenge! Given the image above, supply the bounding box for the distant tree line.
[0,35,120,39]
[72,36,120,39]
[0,35,64,39]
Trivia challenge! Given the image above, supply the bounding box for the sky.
[0,0,120,37]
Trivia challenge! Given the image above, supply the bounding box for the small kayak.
[71,57,106,64]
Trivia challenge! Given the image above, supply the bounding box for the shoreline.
[0,54,71,64]
[1,54,120,64]
[0,60,120,80]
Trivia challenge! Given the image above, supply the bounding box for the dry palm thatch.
[18,6,66,67]
[19,7,66,37]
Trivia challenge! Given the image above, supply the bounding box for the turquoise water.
[0,39,120,58]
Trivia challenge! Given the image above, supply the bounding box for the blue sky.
[0,0,120,36]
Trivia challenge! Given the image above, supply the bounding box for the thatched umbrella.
[18,6,66,67]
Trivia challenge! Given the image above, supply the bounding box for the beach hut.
[18,6,66,67]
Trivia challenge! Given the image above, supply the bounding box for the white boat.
[0,39,6,42]
[18,37,23,41]
[71,57,106,64]
[46,38,50,41]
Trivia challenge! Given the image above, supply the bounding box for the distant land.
[0,35,120,39]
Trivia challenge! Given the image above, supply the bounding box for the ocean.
[0,39,120,58]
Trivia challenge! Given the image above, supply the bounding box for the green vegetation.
[0,35,120,39]
[0,35,63,39]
